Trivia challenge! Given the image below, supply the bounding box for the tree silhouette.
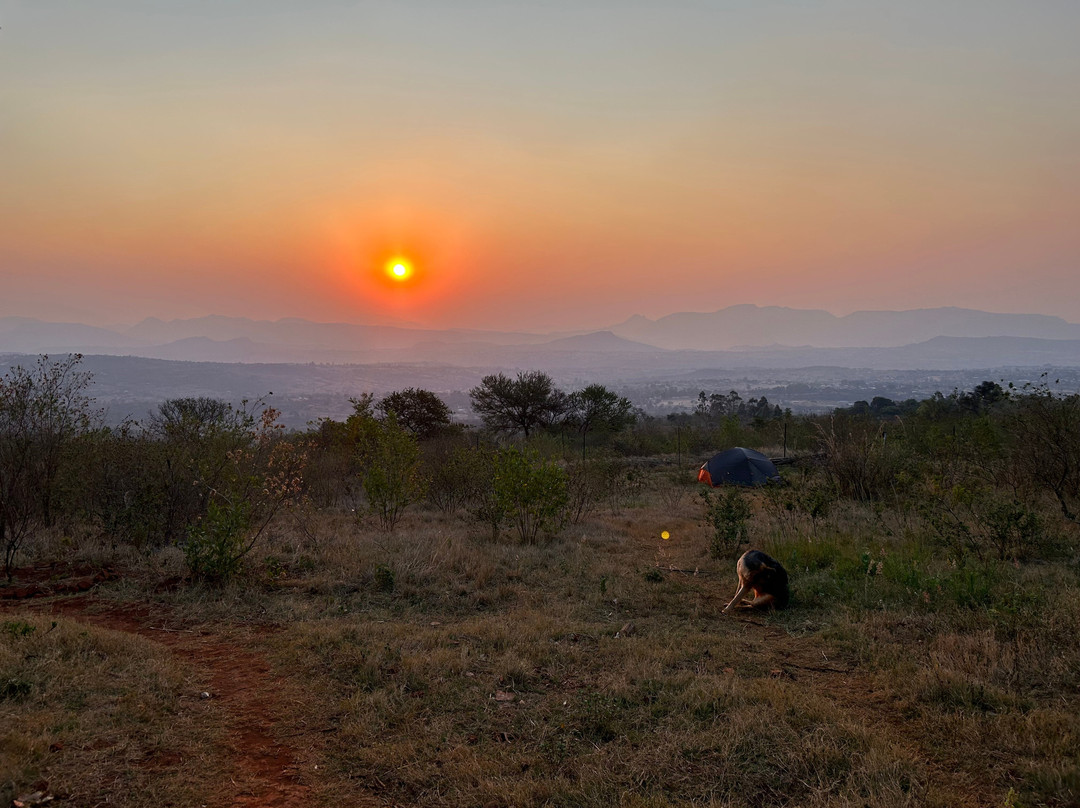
[469,371,566,438]
[377,388,452,440]
[0,355,96,578]
[565,384,635,458]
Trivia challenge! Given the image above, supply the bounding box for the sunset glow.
[386,258,413,282]
[1,4,1078,330]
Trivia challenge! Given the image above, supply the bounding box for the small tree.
[77,420,166,549]
[464,445,506,540]
[152,397,238,437]
[469,371,567,438]
[493,447,568,544]
[1006,381,1080,524]
[425,438,486,515]
[701,487,752,560]
[362,414,427,531]
[0,355,96,579]
[564,384,635,459]
[184,406,307,581]
[377,388,453,440]
[304,394,381,508]
[148,396,254,543]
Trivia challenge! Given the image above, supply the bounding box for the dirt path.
[4,583,316,808]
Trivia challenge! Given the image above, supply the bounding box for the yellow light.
[385,257,413,281]
[661,531,670,540]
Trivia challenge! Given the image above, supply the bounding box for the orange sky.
[2,2,1079,330]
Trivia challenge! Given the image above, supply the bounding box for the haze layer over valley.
[3,305,1078,427]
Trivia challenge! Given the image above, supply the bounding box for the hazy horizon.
[6,302,1080,340]
[3,2,1079,331]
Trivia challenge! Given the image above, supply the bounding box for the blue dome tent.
[698,447,779,487]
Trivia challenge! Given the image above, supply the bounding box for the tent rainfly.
[698,447,779,487]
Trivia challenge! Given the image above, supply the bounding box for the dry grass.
[0,613,226,806]
[4,470,1079,806]
[273,615,925,807]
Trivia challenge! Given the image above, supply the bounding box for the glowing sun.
[385,257,413,282]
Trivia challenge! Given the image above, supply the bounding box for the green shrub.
[181,408,307,582]
[361,414,427,532]
[920,482,1050,563]
[463,446,505,540]
[492,447,568,544]
[764,473,837,536]
[2,620,36,639]
[183,498,252,582]
[701,487,752,560]
[373,562,396,593]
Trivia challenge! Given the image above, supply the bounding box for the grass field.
[3,464,1079,807]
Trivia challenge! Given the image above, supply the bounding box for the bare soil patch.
[0,563,118,600]
[2,575,349,808]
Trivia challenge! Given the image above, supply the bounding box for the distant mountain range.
[2,305,1079,372]
[607,305,1080,350]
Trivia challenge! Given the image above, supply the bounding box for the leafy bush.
[184,498,253,582]
[425,438,484,515]
[361,414,427,532]
[373,562,396,593]
[492,447,568,544]
[183,407,307,581]
[0,354,97,578]
[700,487,752,560]
[2,620,36,639]
[74,422,168,548]
[920,481,1048,563]
[764,472,837,536]
[458,445,504,540]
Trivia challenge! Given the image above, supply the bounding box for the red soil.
[3,567,318,808]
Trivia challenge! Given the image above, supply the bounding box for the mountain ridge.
[607,305,1080,350]
[3,306,1080,369]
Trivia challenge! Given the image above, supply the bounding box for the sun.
[385,257,413,282]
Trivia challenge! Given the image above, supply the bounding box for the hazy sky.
[2,1,1079,331]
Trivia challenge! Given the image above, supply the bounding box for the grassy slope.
[3,476,1079,807]
[0,612,227,806]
